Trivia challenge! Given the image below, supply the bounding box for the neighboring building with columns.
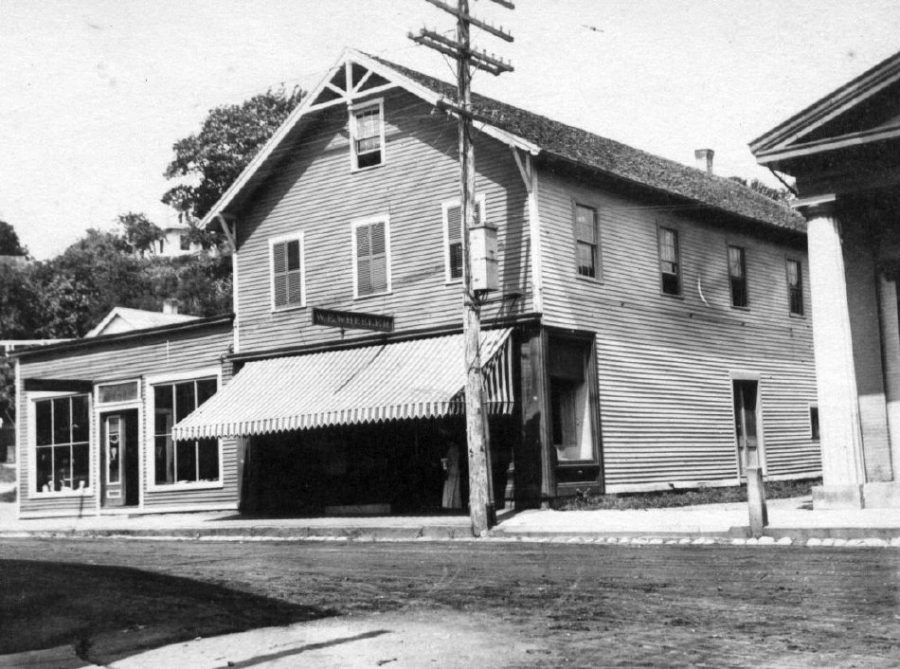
[751,50,900,509]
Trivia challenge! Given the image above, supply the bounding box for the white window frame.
[351,214,392,299]
[349,98,385,171]
[269,231,306,311]
[28,391,94,498]
[96,379,141,406]
[145,367,224,492]
[442,193,486,284]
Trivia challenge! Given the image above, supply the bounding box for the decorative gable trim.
[200,48,538,229]
[751,51,900,161]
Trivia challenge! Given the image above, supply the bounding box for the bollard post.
[746,467,768,538]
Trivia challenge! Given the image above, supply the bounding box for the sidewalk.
[1,491,899,545]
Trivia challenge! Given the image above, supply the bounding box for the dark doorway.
[732,380,760,477]
[100,409,139,507]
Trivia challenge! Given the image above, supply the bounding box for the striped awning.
[172,328,514,440]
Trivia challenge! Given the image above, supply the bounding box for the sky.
[1,0,898,259]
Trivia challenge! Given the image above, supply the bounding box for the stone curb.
[2,526,900,547]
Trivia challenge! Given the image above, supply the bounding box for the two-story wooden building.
[14,50,820,518]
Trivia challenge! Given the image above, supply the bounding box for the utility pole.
[411,0,514,536]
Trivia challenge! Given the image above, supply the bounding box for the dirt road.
[2,538,899,667]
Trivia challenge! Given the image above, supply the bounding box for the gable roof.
[85,307,199,338]
[751,50,900,166]
[204,49,802,233]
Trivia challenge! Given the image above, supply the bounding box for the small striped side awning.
[172,328,514,440]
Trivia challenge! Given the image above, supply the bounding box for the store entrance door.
[101,409,139,507]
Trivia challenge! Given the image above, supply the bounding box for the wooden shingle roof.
[376,56,804,233]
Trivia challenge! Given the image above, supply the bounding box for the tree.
[119,212,164,256]
[162,86,305,226]
[728,176,794,204]
[0,220,27,256]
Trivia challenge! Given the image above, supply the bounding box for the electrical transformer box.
[470,224,498,292]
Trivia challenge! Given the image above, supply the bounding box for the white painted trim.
[27,391,95,500]
[526,154,544,312]
[201,48,540,228]
[268,231,307,311]
[95,379,141,406]
[232,245,240,353]
[351,214,392,299]
[348,98,385,172]
[14,357,20,519]
[442,193,486,283]
[144,369,224,493]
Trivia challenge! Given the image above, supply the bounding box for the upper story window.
[271,234,305,310]
[34,394,90,493]
[443,195,485,282]
[351,100,384,170]
[728,245,748,307]
[787,259,804,315]
[153,377,219,486]
[353,216,391,297]
[575,204,599,279]
[658,227,681,295]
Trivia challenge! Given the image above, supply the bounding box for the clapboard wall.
[16,320,237,518]
[232,89,532,354]
[536,170,819,491]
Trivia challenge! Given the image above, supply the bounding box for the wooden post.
[410,0,514,536]
[746,466,768,538]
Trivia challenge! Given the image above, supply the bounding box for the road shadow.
[0,559,336,664]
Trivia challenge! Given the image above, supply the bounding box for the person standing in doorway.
[441,441,462,509]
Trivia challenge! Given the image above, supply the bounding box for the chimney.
[162,299,179,315]
[694,148,714,175]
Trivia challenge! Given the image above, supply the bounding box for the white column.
[806,205,866,486]
[879,275,900,480]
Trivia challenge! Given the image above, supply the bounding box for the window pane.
[175,382,196,423]
[36,447,53,492]
[286,239,301,272]
[196,379,217,407]
[35,400,52,446]
[577,242,596,278]
[198,439,219,481]
[176,440,197,482]
[53,397,71,444]
[575,206,596,243]
[449,242,463,279]
[155,435,174,485]
[356,226,370,256]
[728,247,744,279]
[71,395,89,443]
[72,443,89,490]
[98,381,138,403]
[54,445,72,490]
[155,385,173,433]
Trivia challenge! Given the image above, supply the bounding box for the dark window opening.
[728,245,748,307]
[153,377,219,485]
[659,227,680,295]
[787,259,804,315]
[810,405,820,441]
[575,204,599,278]
[34,394,90,493]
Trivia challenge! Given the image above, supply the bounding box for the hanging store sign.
[312,307,394,333]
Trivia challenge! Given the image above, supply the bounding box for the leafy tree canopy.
[728,176,794,204]
[0,220,28,256]
[162,86,305,224]
[118,212,164,256]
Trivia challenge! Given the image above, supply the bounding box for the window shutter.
[447,205,462,242]
[356,222,388,296]
[272,239,303,307]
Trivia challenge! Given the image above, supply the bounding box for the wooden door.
[733,380,759,476]
[101,410,139,507]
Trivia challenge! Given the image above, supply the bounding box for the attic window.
[351,100,384,170]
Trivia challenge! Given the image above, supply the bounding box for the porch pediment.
[751,51,900,169]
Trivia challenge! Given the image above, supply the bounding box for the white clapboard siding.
[235,90,531,353]
[536,172,819,490]
[17,323,237,517]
